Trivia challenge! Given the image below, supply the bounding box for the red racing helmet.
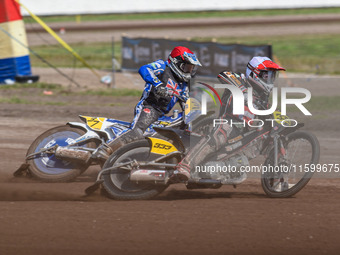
[168,46,201,82]
[246,56,286,94]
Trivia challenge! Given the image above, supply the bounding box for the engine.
[191,153,249,185]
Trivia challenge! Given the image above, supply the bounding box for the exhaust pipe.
[130,169,169,184]
[55,146,91,163]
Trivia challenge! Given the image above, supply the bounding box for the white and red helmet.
[246,56,285,94]
[168,46,201,82]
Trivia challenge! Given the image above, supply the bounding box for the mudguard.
[67,122,103,140]
[192,111,215,126]
[153,127,202,152]
[269,111,304,137]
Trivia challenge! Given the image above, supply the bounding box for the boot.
[176,135,216,181]
[97,128,144,159]
[176,122,232,180]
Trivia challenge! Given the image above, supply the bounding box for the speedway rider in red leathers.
[100,46,201,156]
[175,56,286,180]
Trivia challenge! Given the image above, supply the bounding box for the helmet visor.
[259,70,279,84]
[180,63,198,76]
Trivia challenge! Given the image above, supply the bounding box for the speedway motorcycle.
[14,97,210,182]
[89,95,320,199]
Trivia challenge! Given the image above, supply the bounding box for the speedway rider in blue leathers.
[101,46,201,155]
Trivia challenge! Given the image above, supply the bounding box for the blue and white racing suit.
[135,59,189,122]
[105,59,189,153]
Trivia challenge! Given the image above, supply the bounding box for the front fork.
[273,134,286,166]
[273,134,290,190]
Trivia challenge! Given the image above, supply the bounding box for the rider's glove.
[156,87,174,98]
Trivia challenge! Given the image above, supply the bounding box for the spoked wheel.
[27,125,97,182]
[261,131,320,198]
[102,140,175,200]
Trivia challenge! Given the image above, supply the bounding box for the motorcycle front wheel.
[26,125,98,182]
[102,140,176,200]
[261,130,320,198]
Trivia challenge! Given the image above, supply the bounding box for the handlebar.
[172,91,186,103]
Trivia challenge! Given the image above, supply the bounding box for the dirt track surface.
[0,181,339,255]
[1,14,340,255]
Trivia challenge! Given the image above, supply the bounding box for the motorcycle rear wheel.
[102,140,175,200]
[261,130,320,198]
[27,125,97,182]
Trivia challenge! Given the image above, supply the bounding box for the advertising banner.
[121,37,272,76]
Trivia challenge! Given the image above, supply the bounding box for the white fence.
[20,0,340,16]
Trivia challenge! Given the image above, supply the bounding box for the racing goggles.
[259,70,279,84]
[180,62,198,76]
